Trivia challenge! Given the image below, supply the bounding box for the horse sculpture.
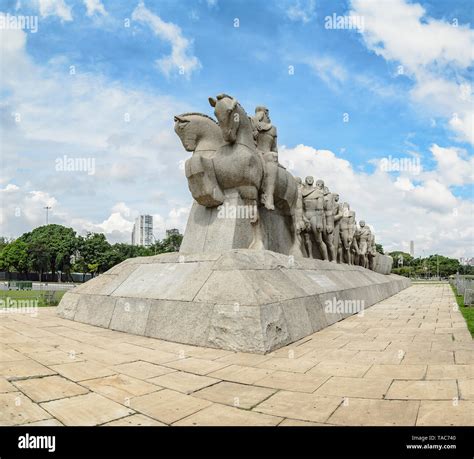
[175,94,304,254]
[174,93,385,269]
[174,112,225,207]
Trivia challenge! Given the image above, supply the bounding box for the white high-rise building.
[131,215,153,247]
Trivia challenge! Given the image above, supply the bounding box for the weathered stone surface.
[131,388,212,424]
[0,393,51,425]
[173,403,282,426]
[57,249,410,353]
[180,192,254,254]
[254,391,342,423]
[74,295,116,328]
[193,381,276,409]
[109,298,151,335]
[12,376,89,402]
[374,253,393,275]
[40,393,133,426]
[145,300,214,347]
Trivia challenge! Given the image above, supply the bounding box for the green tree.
[75,233,112,277]
[153,232,183,254]
[0,237,11,252]
[388,251,413,267]
[22,225,77,280]
[0,239,29,273]
[375,243,384,254]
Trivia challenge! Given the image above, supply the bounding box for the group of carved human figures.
[294,176,377,269]
[249,105,378,268]
[174,93,378,270]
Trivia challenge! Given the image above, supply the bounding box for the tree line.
[0,224,183,281]
[388,251,473,278]
[0,225,469,281]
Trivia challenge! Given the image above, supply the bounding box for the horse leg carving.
[246,199,265,250]
[262,152,277,211]
[185,155,224,207]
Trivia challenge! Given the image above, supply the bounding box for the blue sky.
[0,0,473,257]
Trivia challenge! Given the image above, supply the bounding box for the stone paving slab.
[12,376,89,402]
[193,381,276,409]
[40,392,134,426]
[147,372,219,394]
[0,283,472,426]
[173,403,282,426]
[0,393,51,425]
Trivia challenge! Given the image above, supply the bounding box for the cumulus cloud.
[83,0,107,17]
[349,0,474,145]
[36,0,72,21]
[0,20,192,242]
[425,144,474,187]
[285,0,316,23]
[0,184,58,233]
[279,144,473,258]
[131,1,201,78]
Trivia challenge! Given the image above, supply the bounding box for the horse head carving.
[174,112,223,154]
[209,94,251,145]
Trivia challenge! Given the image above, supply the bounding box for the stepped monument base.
[57,249,410,354]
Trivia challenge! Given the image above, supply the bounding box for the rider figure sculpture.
[251,106,278,211]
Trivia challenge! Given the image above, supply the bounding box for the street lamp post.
[44,206,52,225]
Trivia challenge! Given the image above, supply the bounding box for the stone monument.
[57,92,409,353]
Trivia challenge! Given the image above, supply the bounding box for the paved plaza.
[0,283,472,426]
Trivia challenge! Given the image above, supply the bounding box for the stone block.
[74,295,116,328]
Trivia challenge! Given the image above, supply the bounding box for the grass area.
[0,289,66,307]
[450,284,474,337]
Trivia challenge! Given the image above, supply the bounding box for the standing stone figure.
[323,186,337,262]
[368,231,377,271]
[293,177,309,257]
[302,177,328,260]
[251,106,278,211]
[333,193,344,263]
[349,211,359,265]
[357,220,372,268]
[339,202,353,264]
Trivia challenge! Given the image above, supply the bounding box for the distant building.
[166,228,180,237]
[410,241,414,257]
[460,257,474,266]
[131,215,153,247]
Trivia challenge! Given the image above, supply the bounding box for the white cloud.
[131,1,201,78]
[285,0,316,23]
[426,144,474,187]
[279,144,473,258]
[349,0,474,145]
[0,22,192,242]
[37,0,72,21]
[302,55,347,87]
[0,185,58,230]
[83,0,107,17]
[350,0,472,72]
